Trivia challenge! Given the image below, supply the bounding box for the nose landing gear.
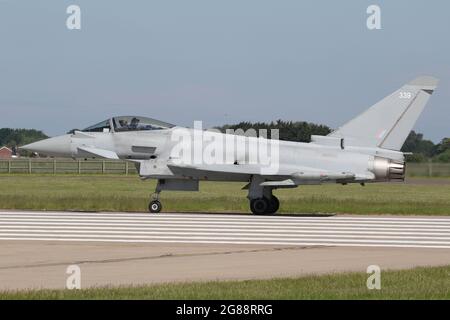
[148,190,162,213]
[149,199,162,213]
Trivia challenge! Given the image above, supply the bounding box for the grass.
[0,175,449,215]
[1,265,449,299]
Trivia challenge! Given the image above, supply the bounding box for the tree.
[215,120,332,142]
[434,150,450,163]
[435,138,450,154]
[0,128,48,156]
[401,131,435,156]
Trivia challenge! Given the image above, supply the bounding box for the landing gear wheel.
[267,196,280,214]
[149,200,162,213]
[250,198,269,215]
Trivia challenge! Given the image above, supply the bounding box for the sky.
[0,0,448,142]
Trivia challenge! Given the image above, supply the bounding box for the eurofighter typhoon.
[22,76,439,214]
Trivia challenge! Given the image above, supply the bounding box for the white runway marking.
[1,211,450,249]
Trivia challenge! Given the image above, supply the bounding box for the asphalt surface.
[1,211,450,290]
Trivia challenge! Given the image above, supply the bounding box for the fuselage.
[23,126,405,184]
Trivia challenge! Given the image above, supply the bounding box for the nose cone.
[21,134,72,157]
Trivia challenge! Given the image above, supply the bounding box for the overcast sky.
[0,1,448,141]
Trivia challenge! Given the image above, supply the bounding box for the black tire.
[250,198,269,215]
[149,200,162,213]
[267,195,280,214]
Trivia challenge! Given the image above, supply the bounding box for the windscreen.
[112,116,174,132]
[82,119,111,132]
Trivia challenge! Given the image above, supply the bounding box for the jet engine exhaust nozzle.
[371,157,405,182]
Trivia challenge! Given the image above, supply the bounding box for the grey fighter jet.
[22,76,439,214]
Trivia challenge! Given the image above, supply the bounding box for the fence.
[0,159,449,177]
[0,159,138,175]
[406,162,450,177]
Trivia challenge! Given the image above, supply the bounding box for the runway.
[1,211,450,249]
[1,211,450,290]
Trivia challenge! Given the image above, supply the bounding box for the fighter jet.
[22,76,439,214]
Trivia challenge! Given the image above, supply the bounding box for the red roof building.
[0,146,13,159]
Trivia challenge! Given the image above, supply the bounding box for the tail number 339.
[399,91,412,99]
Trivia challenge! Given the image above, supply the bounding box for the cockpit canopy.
[82,116,175,133]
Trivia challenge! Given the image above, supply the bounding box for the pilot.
[130,117,140,130]
[116,119,128,131]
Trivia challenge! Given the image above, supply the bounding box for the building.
[0,146,13,159]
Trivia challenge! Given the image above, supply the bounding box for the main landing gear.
[250,196,280,215]
[247,176,280,215]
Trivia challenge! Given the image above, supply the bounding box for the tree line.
[401,131,450,163]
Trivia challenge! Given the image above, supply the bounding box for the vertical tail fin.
[329,76,439,150]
